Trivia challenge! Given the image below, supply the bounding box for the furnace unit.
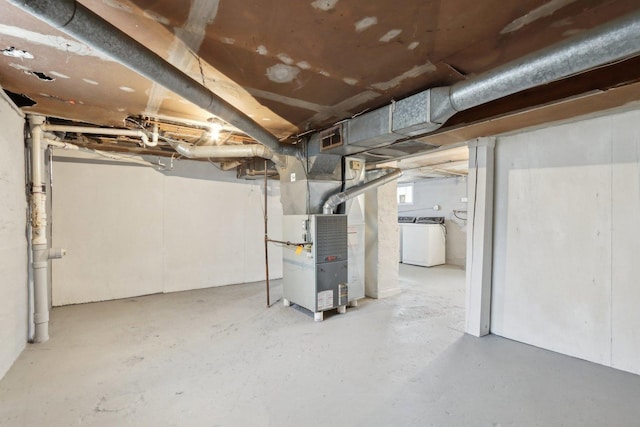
[283,214,348,321]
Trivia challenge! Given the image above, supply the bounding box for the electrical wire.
[453,209,467,221]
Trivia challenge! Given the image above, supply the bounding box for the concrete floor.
[2,264,640,426]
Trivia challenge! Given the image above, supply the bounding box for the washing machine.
[401,217,446,267]
[398,216,416,262]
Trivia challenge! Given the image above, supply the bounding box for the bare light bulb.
[209,123,222,141]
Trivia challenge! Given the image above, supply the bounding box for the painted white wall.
[0,91,27,379]
[398,177,468,267]
[491,107,640,375]
[51,152,283,305]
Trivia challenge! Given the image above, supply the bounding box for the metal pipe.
[170,141,285,168]
[322,168,402,214]
[28,115,49,343]
[42,124,150,146]
[45,139,163,169]
[264,160,270,308]
[446,10,640,116]
[8,0,296,156]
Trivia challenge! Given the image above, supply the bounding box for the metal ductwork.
[319,10,640,154]
[323,168,402,214]
[434,9,640,123]
[8,0,298,157]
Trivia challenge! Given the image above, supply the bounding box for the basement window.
[397,184,413,205]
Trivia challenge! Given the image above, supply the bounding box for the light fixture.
[208,121,223,141]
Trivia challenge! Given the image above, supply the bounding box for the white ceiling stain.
[0,24,111,60]
[379,29,402,43]
[551,17,574,28]
[1,47,34,59]
[355,17,378,32]
[277,53,295,65]
[49,71,70,79]
[256,45,268,55]
[371,61,436,91]
[119,86,135,92]
[563,28,584,37]
[296,61,311,70]
[318,70,331,77]
[343,77,359,85]
[220,37,235,45]
[102,0,133,13]
[501,0,578,34]
[408,41,420,50]
[143,9,170,25]
[266,64,300,83]
[311,0,339,11]
[250,87,384,127]
[82,78,99,85]
[245,87,325,112]
[309,90,382,124]
[9,63,31,71]
[146,0,220,115]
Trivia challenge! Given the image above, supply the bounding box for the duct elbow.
[322,195,344,215]
[322,168,402,215]
[428,87,458,125]
[252,145,272,159]
[173,143,195,158]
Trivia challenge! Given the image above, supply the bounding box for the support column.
[465,137,496,337]
[365,179,400,299]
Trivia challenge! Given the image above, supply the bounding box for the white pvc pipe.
[28,115,49,343]
[42,124,150,146]
[151,123,159,147]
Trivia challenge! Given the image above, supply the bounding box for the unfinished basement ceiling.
[1,0,640,161]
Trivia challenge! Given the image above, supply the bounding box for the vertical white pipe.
[29,115,49,343]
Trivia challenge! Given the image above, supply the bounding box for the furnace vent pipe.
[9,0,296,157]
[432,10,640,122]
[323,169,402,214]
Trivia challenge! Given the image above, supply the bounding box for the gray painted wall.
[0,92,27,379]
[492,107,640,375]
[51,152,283,305]
[398,177,468,267]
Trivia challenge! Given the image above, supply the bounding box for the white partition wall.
[51,152,283,306]
[491,108,640,375]
[0,92,27,379]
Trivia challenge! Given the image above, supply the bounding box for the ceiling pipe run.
[8,0,297,157]
[323,168,402,214]
[42,124,151,146]
[45,139,164,169]
[170,142,285,167]
[430,9,640,123]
